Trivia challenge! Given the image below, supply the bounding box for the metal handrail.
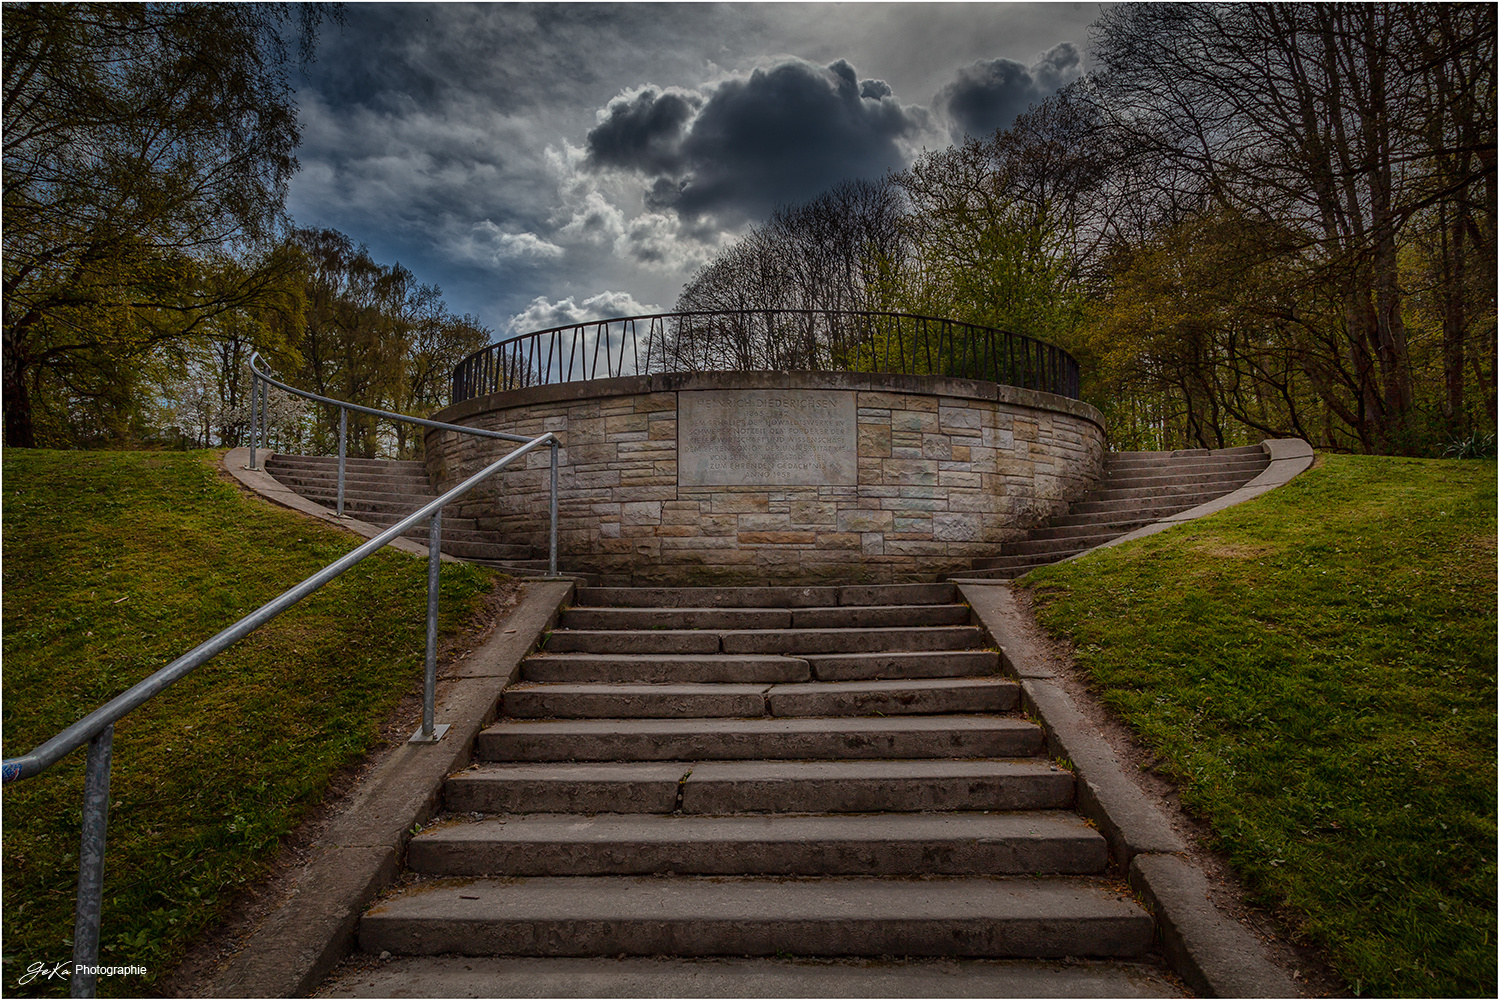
[3,389,561,997]
[450,309,1082,404]
[246,351,532,514]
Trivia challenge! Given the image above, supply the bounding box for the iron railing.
[451,309,1081,404]
[3,370,561,998]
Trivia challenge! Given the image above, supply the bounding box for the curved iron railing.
[451,310,1081,404]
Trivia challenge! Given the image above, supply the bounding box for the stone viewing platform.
[424,370,1106,586]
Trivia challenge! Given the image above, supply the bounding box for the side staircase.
[967,444,1271,579]
[355,582,1156,967]
[262,454,547,574]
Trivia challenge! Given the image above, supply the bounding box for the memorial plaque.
[679,390,857,486]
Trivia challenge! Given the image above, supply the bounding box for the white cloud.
[505,291,663,335]
[450,220,565,264]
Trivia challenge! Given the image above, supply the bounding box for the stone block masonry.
[427,372,1105,586]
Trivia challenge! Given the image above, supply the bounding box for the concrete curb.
[207,578,575,997]
[1130,854,1302,998]
[1086,438,1314,554]
[222,447,451,561]
[960,581,1303,997]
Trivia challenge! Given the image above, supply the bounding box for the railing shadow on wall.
[451,310,1081,405]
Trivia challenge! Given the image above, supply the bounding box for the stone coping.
[221,447,452,562]
[962,581,1304,997]
[1088,438,1314,554]
[432,370,1105,433]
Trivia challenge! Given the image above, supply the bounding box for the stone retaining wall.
[426,372,1105,586]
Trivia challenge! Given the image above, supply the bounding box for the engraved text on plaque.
[679,390,857,486]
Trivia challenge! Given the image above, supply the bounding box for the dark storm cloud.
[584,88,701,174]
[287,5,1100,328]
[933,41,1083,140]
[584,58,927,225]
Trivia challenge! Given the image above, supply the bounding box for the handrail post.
[411,508,448,744]
[337,408,348,517]
[248,375,260,471]
[71,723,113,999]
[549,439,559,576]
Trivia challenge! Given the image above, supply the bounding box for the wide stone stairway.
[263,454,546,573]
[966,444,1271,579]
[355,582,1154,965]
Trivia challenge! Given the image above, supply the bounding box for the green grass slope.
[1025,453,1496,998]
[2,450,499,997]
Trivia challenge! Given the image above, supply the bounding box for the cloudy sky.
[287,2,1104,338]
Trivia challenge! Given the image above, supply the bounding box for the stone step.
[1064,493,1225,518]
[446,761,686,814]
[1106,444,1264,461]
[803,649,1001,680]
[557,603,973,631]
[501,677,1018,719]
[406,812,1108,877]
[358,875,1154,958]
[543,631,724,655]
[264,466,434,491]
[282,483,438,510]
[998,533,1123,558]
[475,715,1043,762]
[429,538,536,561]
[720,626,986,656]
[1089,482,1250,504]
[1024,518,1157,542]
[266,453,428,474]
[765,677,1017,716]
[575,583,958,609]
[444,758,1076,815]
[678,758,1076,814]
[1100,469,1261,492]
[319,954,1186,998]
[520,654,811,684]
[1104,453,1265,474]
[503,683,769,719]
[971,548,1090,573]
[542,626,986,657]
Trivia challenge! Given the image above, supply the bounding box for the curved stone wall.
[426,371,1105,586]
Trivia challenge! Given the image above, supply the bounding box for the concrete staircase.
[356,582,1155,964]
[262,454,547,573]
[966,444,1271,579]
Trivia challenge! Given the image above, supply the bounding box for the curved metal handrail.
[3,379,562,996]
[246,351,534,510]
[450,309,1081,404]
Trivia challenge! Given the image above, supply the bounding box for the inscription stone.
[679,390,857,486]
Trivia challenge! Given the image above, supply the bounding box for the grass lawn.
[1024,453,1496,998]
[2,450,502,998]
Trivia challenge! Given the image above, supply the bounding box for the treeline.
[1,3,487,456]
[677,3,1496,455]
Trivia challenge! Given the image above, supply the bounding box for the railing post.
[549,439,559,576]
[247,375,260,471]
[71,724,113,999]
[336,408,347,517]
[410,509,448,744]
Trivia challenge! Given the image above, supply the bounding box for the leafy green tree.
[1089,1,1496,453]
[279,228,490,459]
[2,3,327,446]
